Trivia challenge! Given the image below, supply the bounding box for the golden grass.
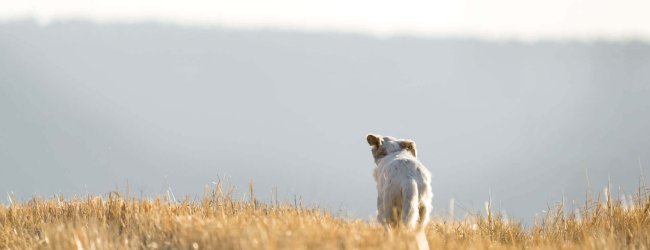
[1,179,649,249]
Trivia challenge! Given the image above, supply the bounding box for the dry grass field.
[1,179,649,250]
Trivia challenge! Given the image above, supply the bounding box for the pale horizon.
[2,0,650,41]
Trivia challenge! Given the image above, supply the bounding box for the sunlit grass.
[1,178,649,249]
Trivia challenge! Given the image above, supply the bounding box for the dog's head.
[366,133,417,164]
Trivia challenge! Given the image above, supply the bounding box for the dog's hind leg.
[376,195,385,223]
[380,189,397,226]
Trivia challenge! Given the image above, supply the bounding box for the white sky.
[1,0,650,41]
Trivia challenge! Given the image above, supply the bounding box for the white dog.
[366,134,432,229]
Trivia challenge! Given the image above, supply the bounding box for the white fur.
[368,134,432,229]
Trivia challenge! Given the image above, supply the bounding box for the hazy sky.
[2,0,650,40]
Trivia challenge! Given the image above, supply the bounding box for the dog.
[366,134,432,229]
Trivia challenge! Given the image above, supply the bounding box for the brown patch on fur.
[400,140,417,157]
[372,146,387,162]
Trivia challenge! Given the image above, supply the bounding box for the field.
[1,180,649,250]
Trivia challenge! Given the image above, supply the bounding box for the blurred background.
[1,0,650,223]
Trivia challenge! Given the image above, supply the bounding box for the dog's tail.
[401,179,419,229]
[415,230,429,250]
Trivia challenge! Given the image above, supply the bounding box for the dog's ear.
[366,134,383,147]
[400,140,417,157]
